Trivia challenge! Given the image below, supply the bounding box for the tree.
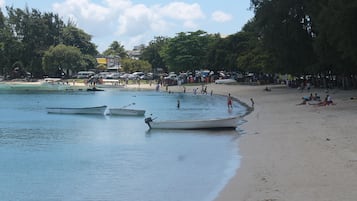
[251,0,317,75]
[207,33,244,72]
[0,10,20,76]
[160,30,212,72]
[42,44,85,77]
[103,41,127,58]
[312,0,357,74]
[1,7,99,78]
[5,6,68,77]
[121,58,151,73]
[61,25,98,69]
[141,36,168,72]
[235,20,276,73]
[61,25,98,56]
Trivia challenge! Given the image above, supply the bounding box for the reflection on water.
[0,89,247,201]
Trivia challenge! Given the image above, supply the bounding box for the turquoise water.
[0,88,246,201]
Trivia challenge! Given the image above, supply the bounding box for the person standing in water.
[250,98,255,108]
[227,93,233,109]
[177,99,180,109]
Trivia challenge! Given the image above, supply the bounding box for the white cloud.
[212,11,233,22]
[158,2,205,21]
[51,0,206,51]
[0,0,5,7]
[53,0,110,22]
[104,0,132,10]
[117,4,153,35]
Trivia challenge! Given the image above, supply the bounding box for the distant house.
[127,44,145,60]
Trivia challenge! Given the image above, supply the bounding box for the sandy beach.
[137,82,356,200]
[2,80,357,200]
[201,84,357,201]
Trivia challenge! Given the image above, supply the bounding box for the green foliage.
[141,36,168,72]
[160,30,213,72]
[0,7,98,78]
[252,0,317,75]
[312,0,357,74]
[103,41,127,58]
[121,58,152,73]
[251,0,357,76]
[42,44,84,77]
[234,20,276,73]
[61,25,98,56]
[97,64,107,71]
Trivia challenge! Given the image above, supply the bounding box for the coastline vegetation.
[1,0,356,88]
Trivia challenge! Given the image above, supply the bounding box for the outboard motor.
[144,117,153,129]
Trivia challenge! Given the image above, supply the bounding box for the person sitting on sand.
[317,94,334,106]
[313,93,321,101]
[264,86,271,91]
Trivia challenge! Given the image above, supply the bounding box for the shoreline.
[208,84,357,201]
[2,80,357,200]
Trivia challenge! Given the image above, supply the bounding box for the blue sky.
[0,0,254,53]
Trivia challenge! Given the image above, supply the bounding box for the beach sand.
[203,84,357,201]
[3,80,357,200]
[159,83,357,201]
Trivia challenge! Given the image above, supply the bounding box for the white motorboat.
[109,108,146,116]
[109,103,145,116]
[46,105,107,115]
[144,116,240,130]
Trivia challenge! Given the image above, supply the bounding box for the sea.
[0,86,247,201]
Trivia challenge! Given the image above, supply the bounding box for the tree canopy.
[42,44,85,77]
[1,2,357,88]
[102,41,127,58]
[0,6,98,78]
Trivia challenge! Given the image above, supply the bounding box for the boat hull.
[109,108,145,116]
[145,116,240,130]
[46,105,107,115]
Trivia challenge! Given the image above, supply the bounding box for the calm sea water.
[0,87,247,201]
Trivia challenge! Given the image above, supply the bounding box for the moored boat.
[144,116,240,130]
[109,108,145,116]
[87,87,104,91]
[46,105,107,115]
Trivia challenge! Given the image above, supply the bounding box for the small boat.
[144,116,240,130]
[87,87,104,91]
[46,105,107,115]
[109,108,146,116]
[109,103,145,116]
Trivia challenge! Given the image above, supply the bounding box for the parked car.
[76,71,95,79]
[106,72,121,79]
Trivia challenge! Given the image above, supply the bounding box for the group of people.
[297,92,334,106]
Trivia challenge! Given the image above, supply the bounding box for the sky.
[0,0,254,53]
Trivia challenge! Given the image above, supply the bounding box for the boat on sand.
[144,116,240,130]
[46,105,107,115]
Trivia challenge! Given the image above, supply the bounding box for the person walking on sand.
[227,93,233,109]
[250,98,255,108]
